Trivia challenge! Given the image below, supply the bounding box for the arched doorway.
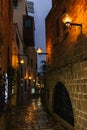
[53,81,74,126]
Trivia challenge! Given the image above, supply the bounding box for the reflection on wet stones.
[8,97,65,130]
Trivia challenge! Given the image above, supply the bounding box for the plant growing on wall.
[39,60,47,75]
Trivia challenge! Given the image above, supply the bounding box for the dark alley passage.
[7,97,65,130]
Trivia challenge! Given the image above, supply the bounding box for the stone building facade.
[45,0,87,130]
[0,0,13,71]
[0,0,37,129]
[13,0,37,104]
[0,0,13,130]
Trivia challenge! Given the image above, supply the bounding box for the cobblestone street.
[7,97,65,130]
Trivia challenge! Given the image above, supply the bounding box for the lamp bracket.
[38,53,48,55]
[65,22,82,27]
[65,22,82,33]
[70,23,82,27]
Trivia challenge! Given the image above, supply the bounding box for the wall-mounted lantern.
[12,53,28,64]
[36,48,48,55]
[19,59,24,64]
[29,76,32,80]
[36,47,49,64]
[62,13,82,33]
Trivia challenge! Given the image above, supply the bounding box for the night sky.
[28,0,52,71]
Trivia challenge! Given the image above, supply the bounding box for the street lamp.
[36,47,49,67]
[11,53,29,105]
[36,48,48,55]
[12,53,29,80]
[36,47,49,70]
[12,53,28,64]
[62,13,82,33]
[36,48,48,102]
[17,58,24,64]
[36,47,49,64]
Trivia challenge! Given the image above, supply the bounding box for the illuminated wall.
[46,0,87,130]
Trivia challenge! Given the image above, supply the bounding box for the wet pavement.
[7,97,65,130]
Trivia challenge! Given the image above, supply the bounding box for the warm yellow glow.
[24,72,28,79]
[33,79,35,82]
[36,48,43,54]
[12,55,18,67]
[46,40,52,64]
[20,59,24,64]
[24,76,28,79]
[32,101,38,110]
[29,76,32,79]
[62,13,72,26]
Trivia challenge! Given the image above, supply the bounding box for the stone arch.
[53,81,74,126]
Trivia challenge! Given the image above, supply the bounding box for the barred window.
[26,20,31,28]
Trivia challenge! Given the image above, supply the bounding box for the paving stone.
[7,97,65,130]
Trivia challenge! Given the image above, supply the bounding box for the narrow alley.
[7,97,65,130]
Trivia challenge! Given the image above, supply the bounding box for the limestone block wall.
[46,60,87,130]
[0,0,13,130]
[0,0,13,71]
[45,0,87,130]
[13,0,27,39]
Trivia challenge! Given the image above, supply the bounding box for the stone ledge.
[53,113,75,130]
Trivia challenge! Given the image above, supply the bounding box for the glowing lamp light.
[62,12,82,33]
[29,76,32,80]
[62,13,72,26]
[36,47,48,55]
[20,59,24,64]
[36,48,43,54]
[33,79,35,82]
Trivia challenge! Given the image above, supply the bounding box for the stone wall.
[46,59,87,130]
[0,0,13,130]
[45,0,87,130]
[1,0,13,70]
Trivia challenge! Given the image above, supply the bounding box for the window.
[27,1,34,13]
[26,20,31,28]
[13,0,18,9]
